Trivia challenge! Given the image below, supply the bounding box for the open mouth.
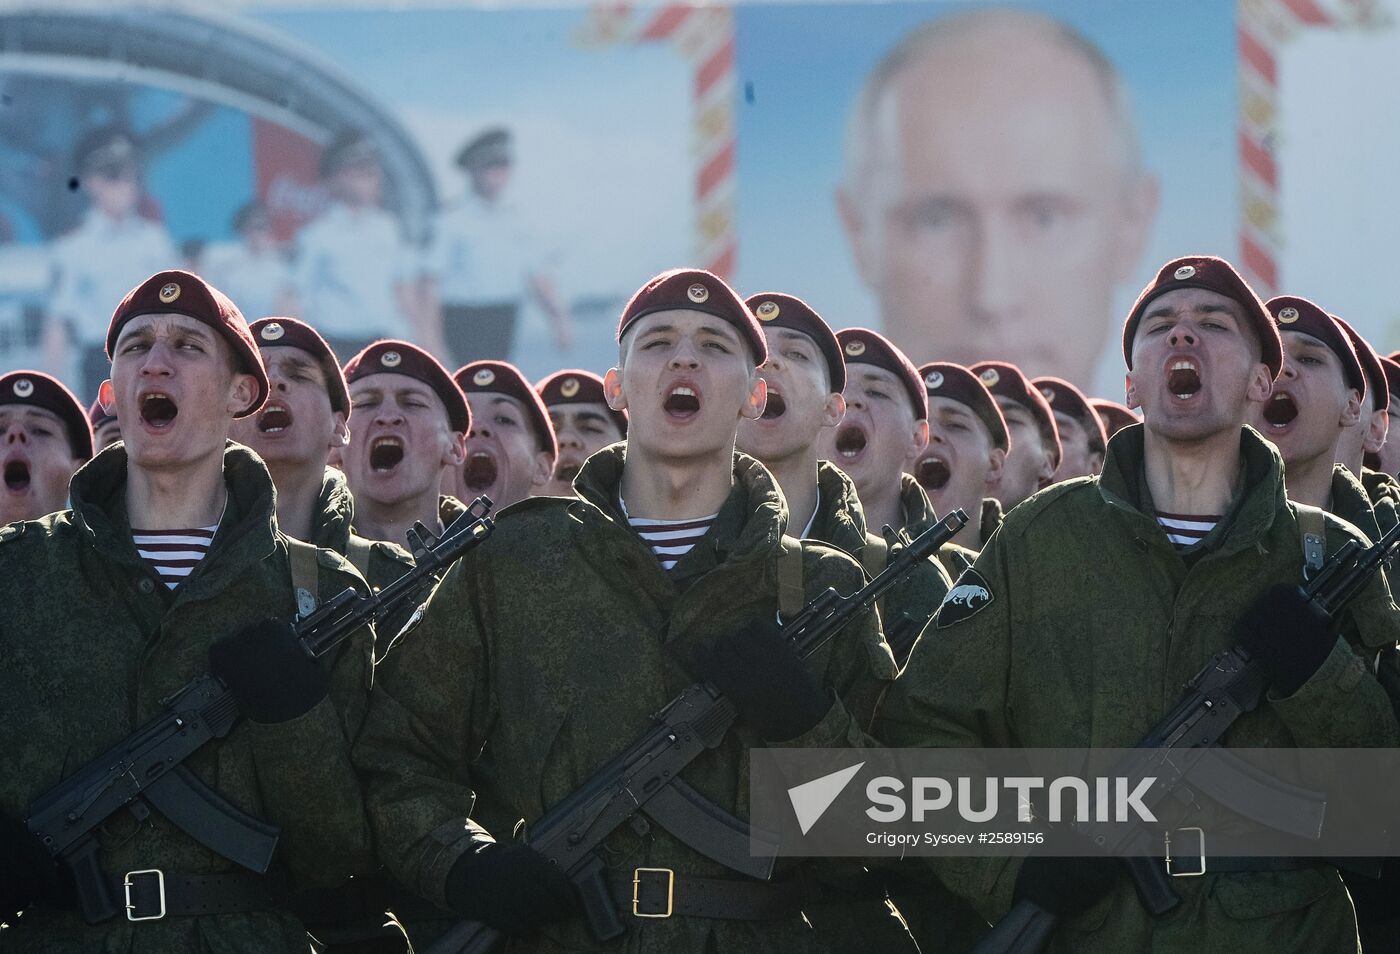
[915,456,951,491]
[1166,359,1202,400]
[1263,392,1299,428]
[3,460,30,492]
[663,385,701,420]
[257,404,293,434]
[369,436,404,472]
[464,451,499,491]
[553,460,582,484]
[834,425,867,461]
[140,392,179,428]
[760,392,787,420]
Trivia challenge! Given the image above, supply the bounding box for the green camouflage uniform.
[0,444,376,953]
[356,447,896,953]
[309,466,414,594]
[808,463,950,664]
[877,426,1400,954]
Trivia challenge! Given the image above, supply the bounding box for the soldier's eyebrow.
[575,410,609,426]
[489,396,524,413]
[938,405,977,425]
[698,323,741,344]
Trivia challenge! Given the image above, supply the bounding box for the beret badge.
[845,340,866,357]
[979,367,1000,387]
[924,371,944,389]
[560,377,580,398]
[474,368,496,387]
[755,301,780,321]
[158,282,181,304]
[1277,307,1300,324]
[1173,265,1196,281]
[381,351,402,368]
[687,283,709,304]
[260,322,285,341]
[12,377,33,398]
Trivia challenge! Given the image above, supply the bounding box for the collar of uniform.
[808,460,869,555]
[311,466,356,552]
[69,442,279,582]
[1098,423,1286,556]
[979,497,1004,542]
[1330,463,1382,543]
[898,473,938,537]
[575,445,790,574]
[1361,467,1400,508]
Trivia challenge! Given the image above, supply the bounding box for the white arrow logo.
[787,762,865,835]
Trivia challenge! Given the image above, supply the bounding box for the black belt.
[106,869,278,921]
[606,868,807,921]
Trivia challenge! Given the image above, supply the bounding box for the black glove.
[1237,584,1335,697]
[208,620,329,724]
[1013,855,1121,918]
[695,616,832,742]
[444,842,580,936]
[0,810,64,916]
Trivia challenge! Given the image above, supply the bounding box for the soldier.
[230,317,412,594]
[1090,397,1139,440]
[341,340,471,547]
[0,371,91,526]
[1033,376,1107,480]
[535,369,626,498]
[969,360,1061,511]
[877,255,1400,952]
[452,359,557,510]
[89,385,122,452]
[0,270,376,950]
[1370,354,1400,477]
[911,362,1008,557]
[1249,298,1375,534]
[356,267,896,952]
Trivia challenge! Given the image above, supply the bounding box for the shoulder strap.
[1299,508,1327,578]
[860,531,889,579]
[776,534,805,620]
[344,535,375,580]
[285,538,322,618]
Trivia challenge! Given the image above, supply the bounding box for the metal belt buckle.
[632,867,675,918]
[124,868,167,921]
[1165,827,1206,877]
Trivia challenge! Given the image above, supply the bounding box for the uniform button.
[138,578,155,594]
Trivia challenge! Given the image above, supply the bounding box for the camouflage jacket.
[356,447,896,953]
[876,426,1400,953]
[309,466,414,594]
[0,443,376,953]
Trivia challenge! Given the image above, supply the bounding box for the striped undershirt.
[1155,511,1221,550]
[132,526,218,589]
[619,495,718,571]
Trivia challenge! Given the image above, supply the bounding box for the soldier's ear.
[1340,389,1362,430]
[330,412,349,449]
[602,368,627,412]
[1365,403,1390,455]
[908,419,930,461]
[1245,364,1273,405]
[443,431,466,468]
[228,374,258,417]
[740,375,767,422]
[1124,372,1141,411]
[820,392,846,429]
[530,450,554,488]
[98,379,115,414]
[985,446,1006,487]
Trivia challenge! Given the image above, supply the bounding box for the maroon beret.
[617,268,766,366]
[970,361,1062,470]
[344,340,471,433]
[1090,399,1140,439]
[918,362,1008,452]
[1264,298,1366,398]
[1033,376,1109,455]
[106,270,269,417]
[456,360,557,458]
[250,317,351,416]
[1332,315,1389,413]
[1122,255,1282,380]
[836,328,926,421]
[744,292,846,393]
[0,370,93,460]
[1380,355,1400,404]
[536,369,627,436]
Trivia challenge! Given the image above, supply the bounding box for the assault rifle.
[426,509,969,954]
[972,516,1400,954]
[25,497,495,924]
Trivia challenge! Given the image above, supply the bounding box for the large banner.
[5,0,1368,408]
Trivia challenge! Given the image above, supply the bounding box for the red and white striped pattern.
[1236,0,1386,296]
[578,4,738,278]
